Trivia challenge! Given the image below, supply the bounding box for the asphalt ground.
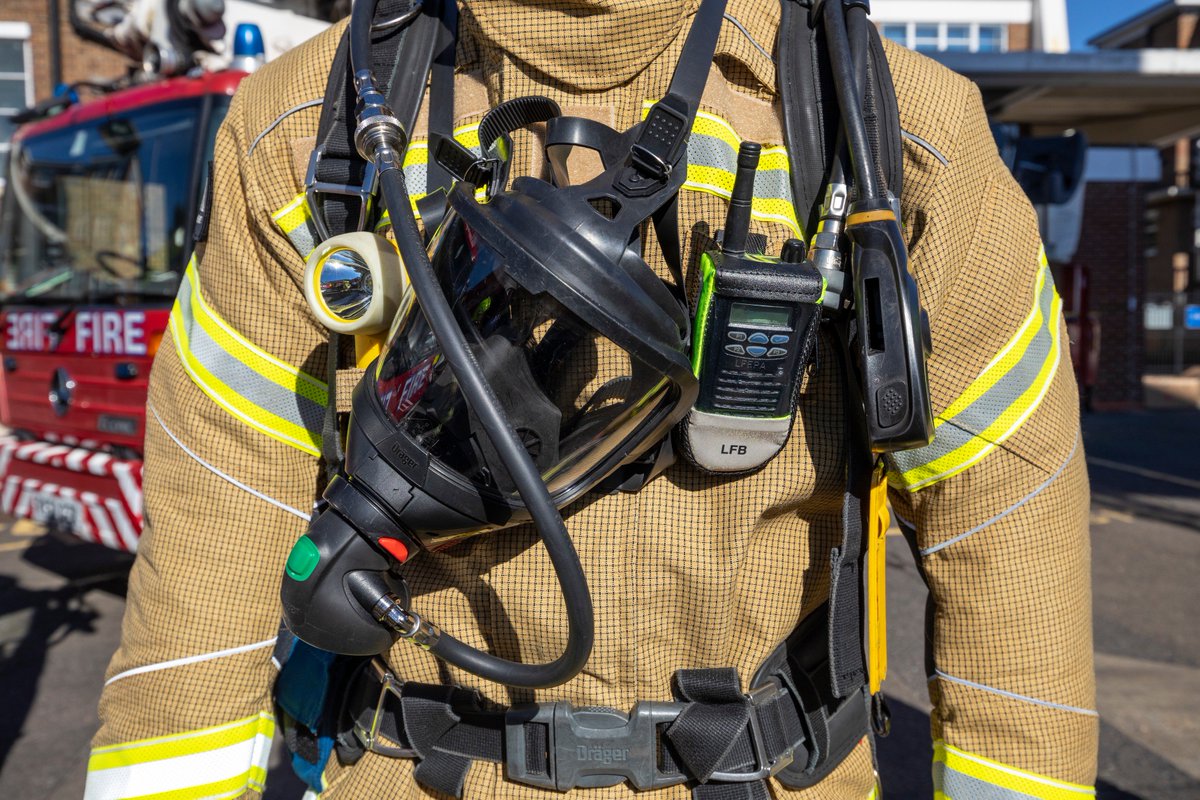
[0,410,1197,798]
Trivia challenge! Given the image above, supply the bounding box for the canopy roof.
[934,49,1200,147]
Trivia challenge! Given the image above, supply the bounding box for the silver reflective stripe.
[890,263,1062,490]
[685,132,793,206]
[177,276,326,432]
[935,761,1043,800]
[932,741,1095,799]
[171,261,327,455]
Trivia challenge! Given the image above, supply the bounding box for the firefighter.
[87,2,1095,799]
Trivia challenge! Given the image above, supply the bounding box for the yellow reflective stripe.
[889,255,1063,491]
[170,257,326,456]
[85,713,274,800]
[943,248,1051,420]
[642,101,803,237]
[273,193,310,236]
[272,193,320,260]
[933,741,1094,800]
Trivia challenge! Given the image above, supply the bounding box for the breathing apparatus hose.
[349,0,594,689]
[822,0,883,203]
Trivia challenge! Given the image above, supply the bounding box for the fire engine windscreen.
[0,97,225,303]
[374,205,680,504]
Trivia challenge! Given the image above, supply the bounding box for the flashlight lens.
[318,248,375,321]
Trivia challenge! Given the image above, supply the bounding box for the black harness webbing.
[828,325,872,697]
[339,660,812,798]
[308,0,449,240]
[312,0,455,477]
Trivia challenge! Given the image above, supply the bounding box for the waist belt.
[331,603,869,797]
[341,659,811,799]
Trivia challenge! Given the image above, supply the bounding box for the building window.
[882,22,1009,54]
[945,25,972,52]
[882,24,908,45]
[913,24,940,53]
[977,25,1005,52]
[0,26,33,159]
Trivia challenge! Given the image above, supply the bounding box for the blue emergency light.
[231,23,266,72]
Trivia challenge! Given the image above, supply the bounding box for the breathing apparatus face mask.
[281,0,725,688]
[371,180,692,518]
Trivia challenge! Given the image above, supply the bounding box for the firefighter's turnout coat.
[89,2,1096,798]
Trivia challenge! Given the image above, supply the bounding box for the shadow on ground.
[0,534,131,773]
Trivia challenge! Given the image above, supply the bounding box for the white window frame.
[883,22,1010,53]
[0,21,35,160]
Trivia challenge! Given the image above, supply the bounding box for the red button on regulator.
[377,537,410,563]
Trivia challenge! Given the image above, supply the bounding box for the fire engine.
[0,0,328,550]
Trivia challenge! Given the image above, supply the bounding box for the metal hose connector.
[353,69,408,170]
[370,593,443,651]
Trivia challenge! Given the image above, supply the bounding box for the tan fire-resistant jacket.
[88,3,1096,799]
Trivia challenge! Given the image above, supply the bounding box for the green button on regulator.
[285,536,321,581]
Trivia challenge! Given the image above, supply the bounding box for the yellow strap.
[867,461,890,694]
[354,333,384,369]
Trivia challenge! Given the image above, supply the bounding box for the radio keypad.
[726,328,792,360]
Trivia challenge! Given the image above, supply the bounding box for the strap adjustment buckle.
[353,659,417,759]
[505,700,688,791]
[618,97,690,196]
[305,144,379,241]
[708,678,797,782]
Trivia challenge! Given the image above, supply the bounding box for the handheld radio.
[681,142,825,473]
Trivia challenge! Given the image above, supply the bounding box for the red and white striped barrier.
[0,436,143,552]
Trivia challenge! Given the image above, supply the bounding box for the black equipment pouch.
[752,602,870,788]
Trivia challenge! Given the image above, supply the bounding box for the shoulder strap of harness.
[779,0,901,232]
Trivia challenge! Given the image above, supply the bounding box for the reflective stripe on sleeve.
[170,257,327,456]
[889,251,1063,491]
[642,101,803,238]
[85,712,275,800]
[933,741,1095,800]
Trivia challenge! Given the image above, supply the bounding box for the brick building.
[1091,1,1200,378]
[892,0,1200,408]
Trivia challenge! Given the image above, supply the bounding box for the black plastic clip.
[619,96,690,196]
[505,700,688,791]
[430,133,497,189]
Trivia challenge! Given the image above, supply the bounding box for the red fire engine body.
[0,71,245,550]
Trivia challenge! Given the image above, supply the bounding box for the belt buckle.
[505,699,688,792]
[305,144,379,241]
[709,678,797,783]
[353,658,416,758]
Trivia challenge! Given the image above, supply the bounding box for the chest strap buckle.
[504,700,688,791]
